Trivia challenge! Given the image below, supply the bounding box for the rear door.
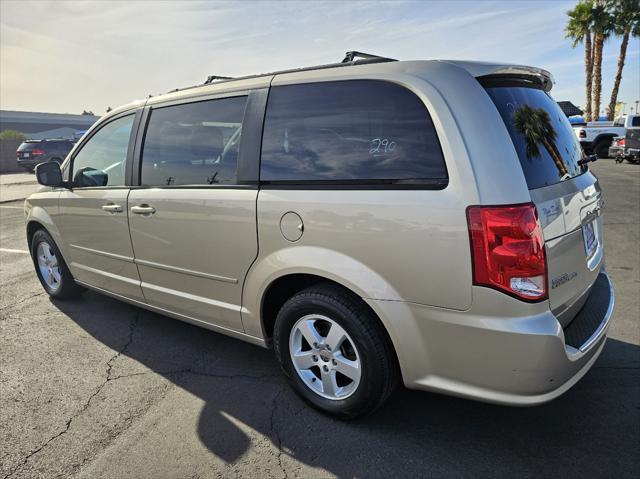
[483,82,603,326]
[127,90,266,331]
[57,111,145,301]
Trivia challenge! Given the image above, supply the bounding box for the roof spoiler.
[480,65,555,92]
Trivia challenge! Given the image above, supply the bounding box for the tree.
[513,105,569,177]
[81,110,95,116]
[0,129,26,141]
[106,106,113,113]
[606,0,640,120]
[590,1,614,121]
[565,1,595,122]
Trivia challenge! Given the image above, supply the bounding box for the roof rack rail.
[341,51,396,63]
[204,75,235,84]
[168,52,398,95]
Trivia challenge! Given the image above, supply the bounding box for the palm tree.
[565,1,595,122]
[590,1,614,121]
[513,105,569,177]
[606,0,640,120]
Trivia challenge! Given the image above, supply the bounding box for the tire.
[593,140,611,159]
[273,283,398,419]
[30,229,83,299]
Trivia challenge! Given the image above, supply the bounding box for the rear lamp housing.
[467,203,547,302]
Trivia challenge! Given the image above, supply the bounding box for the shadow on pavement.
[53,291,639,478]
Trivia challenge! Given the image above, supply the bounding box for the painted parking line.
[0,248,29,254]
[0,206,24,209]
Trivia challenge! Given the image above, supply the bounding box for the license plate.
[583,221,597,257]
[22,152,30,158]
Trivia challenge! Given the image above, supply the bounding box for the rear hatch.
[482,78,603,327]
[16,140,42,159]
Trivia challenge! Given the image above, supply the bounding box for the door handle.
[101,203,123,213]
[131,205,156,215]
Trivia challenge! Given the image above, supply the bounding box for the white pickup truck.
[573,114,640,158]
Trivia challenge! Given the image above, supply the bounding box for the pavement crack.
[2,419,72,479]
[2,312,139,478]
[0,291,45,313]
[269,387,288,479]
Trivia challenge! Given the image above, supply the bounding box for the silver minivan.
[26,53,614,418]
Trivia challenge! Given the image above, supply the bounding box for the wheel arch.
[25,205,67,258]
[258,272,403,381]
[592,133,616,146]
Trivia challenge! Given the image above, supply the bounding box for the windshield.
[484,86,583,190]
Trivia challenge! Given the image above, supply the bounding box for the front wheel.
[274,284,398,419]
[31,229,83,299]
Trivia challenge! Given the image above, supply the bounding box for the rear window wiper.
[578,154,598,166]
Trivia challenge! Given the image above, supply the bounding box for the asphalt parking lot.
[1,161,638,479]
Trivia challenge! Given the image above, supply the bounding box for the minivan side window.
[71,114,134,187]
[140,96,247,186]
[260,80,447,185]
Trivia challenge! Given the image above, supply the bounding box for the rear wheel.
[273,284,398,419]
[30,229,83,299]
[593,139,611,159]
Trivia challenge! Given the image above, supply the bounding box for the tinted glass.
[141,96,247,186]
[261,80,447,184]
[632,116,640,127]
[72,115,134,187]
[17,142,40,151]
[484,86,583,190]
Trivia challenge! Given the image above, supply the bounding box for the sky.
[1,0,639,116]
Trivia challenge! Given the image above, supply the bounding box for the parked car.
[573,114,640,158]
[25,54,614,419]
[16,139,74,172]
[610,118,640,163]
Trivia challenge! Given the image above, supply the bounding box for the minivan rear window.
[260,80,447,186]
[484,85,583,190]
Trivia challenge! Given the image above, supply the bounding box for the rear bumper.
[608,146,624,157]
[16,158,42,168]
[368,271,614,406]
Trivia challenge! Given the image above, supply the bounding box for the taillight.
[31,149,45,155]
[467,203,547,302]
[579,129,586,138]
[618,138,625,147]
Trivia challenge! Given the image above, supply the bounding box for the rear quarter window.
[484,85,583,190]
[260,80,447,186]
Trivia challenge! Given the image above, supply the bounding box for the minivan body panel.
[529,173,604,326]
[252,188,472,307]
[128,188,257,331]
[57,189,145,302]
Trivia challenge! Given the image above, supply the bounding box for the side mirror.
[35,161,64,187]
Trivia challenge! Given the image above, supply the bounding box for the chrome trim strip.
[74,279,267,348]
[579,271,615,353]
[69,244,134,263]
[134,258,238,284]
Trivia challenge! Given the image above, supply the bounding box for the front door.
[127,95,257,331]
[58,112,144,302]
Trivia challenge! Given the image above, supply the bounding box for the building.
[557,101,583,117]
[0,110,100,140]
